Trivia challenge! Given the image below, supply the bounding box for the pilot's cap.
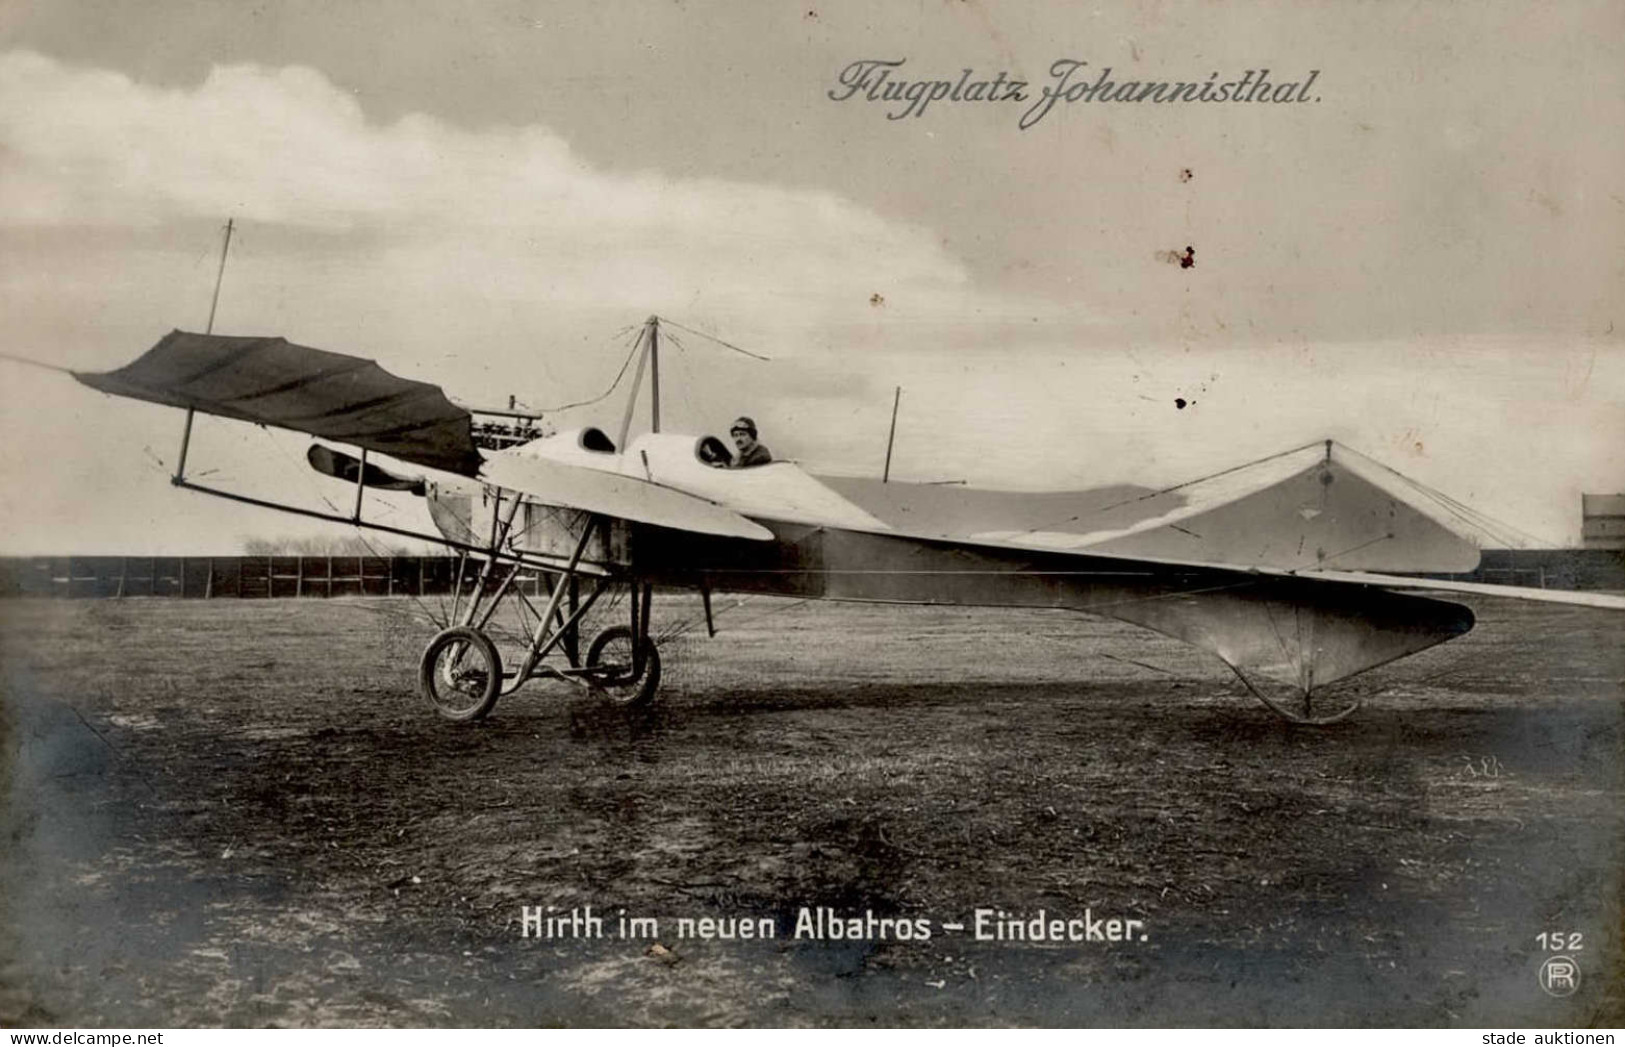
[730,416,758,436]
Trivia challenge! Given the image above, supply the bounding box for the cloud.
[0,49,1072,331]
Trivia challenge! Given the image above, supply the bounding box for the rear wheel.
[419,626,503,721]
[584,625,661,707]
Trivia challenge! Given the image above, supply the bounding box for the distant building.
[1582,494,1625,550]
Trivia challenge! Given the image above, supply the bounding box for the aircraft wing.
[963,443,1485,574]
[1249,566,1625,611]
[77,332,773,542]
[75,330,483,475]
[480,450,773,542]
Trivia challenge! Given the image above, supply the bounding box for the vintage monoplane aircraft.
[67,317,1625,725]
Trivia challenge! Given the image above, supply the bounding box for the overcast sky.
[1,0,1620,552]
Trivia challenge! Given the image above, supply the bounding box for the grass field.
[1,593,1621,1027]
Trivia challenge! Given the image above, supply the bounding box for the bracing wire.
[0,351,75,375]
[655,316,772,362]
[242,426,445,629]
[1004,436,1545,552]
[528,325,646,414]
[1011,439,1327,537]
[1335,443,1547,548]
[658,331,706,434]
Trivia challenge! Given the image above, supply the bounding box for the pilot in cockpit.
[728,416,773,468]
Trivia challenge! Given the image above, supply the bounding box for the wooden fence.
[0,556,557,599]
[1419,548,1625,592]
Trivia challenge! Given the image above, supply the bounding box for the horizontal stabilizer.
[307,444,426,496]
[75,331,483,475]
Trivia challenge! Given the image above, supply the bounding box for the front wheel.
[419,626,503,721]
[584,625,661,707]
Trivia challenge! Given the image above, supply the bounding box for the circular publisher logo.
[1539,955,1581,997]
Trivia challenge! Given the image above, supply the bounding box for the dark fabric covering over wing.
[75,331,482,475]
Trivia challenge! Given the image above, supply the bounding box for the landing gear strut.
[1226,662,1363,725]
[415,508,663,721]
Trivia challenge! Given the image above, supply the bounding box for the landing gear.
[584,624,661,707]
[414,506,666,721]
[419,626,503,721]
[1249,687,1362,726]
[1226,662,1362,725]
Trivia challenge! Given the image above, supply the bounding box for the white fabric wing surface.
[480,450,773,541]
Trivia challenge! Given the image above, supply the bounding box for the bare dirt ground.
[1,593,1621,1027]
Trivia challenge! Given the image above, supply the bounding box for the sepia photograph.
[1,0,1622,1029]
